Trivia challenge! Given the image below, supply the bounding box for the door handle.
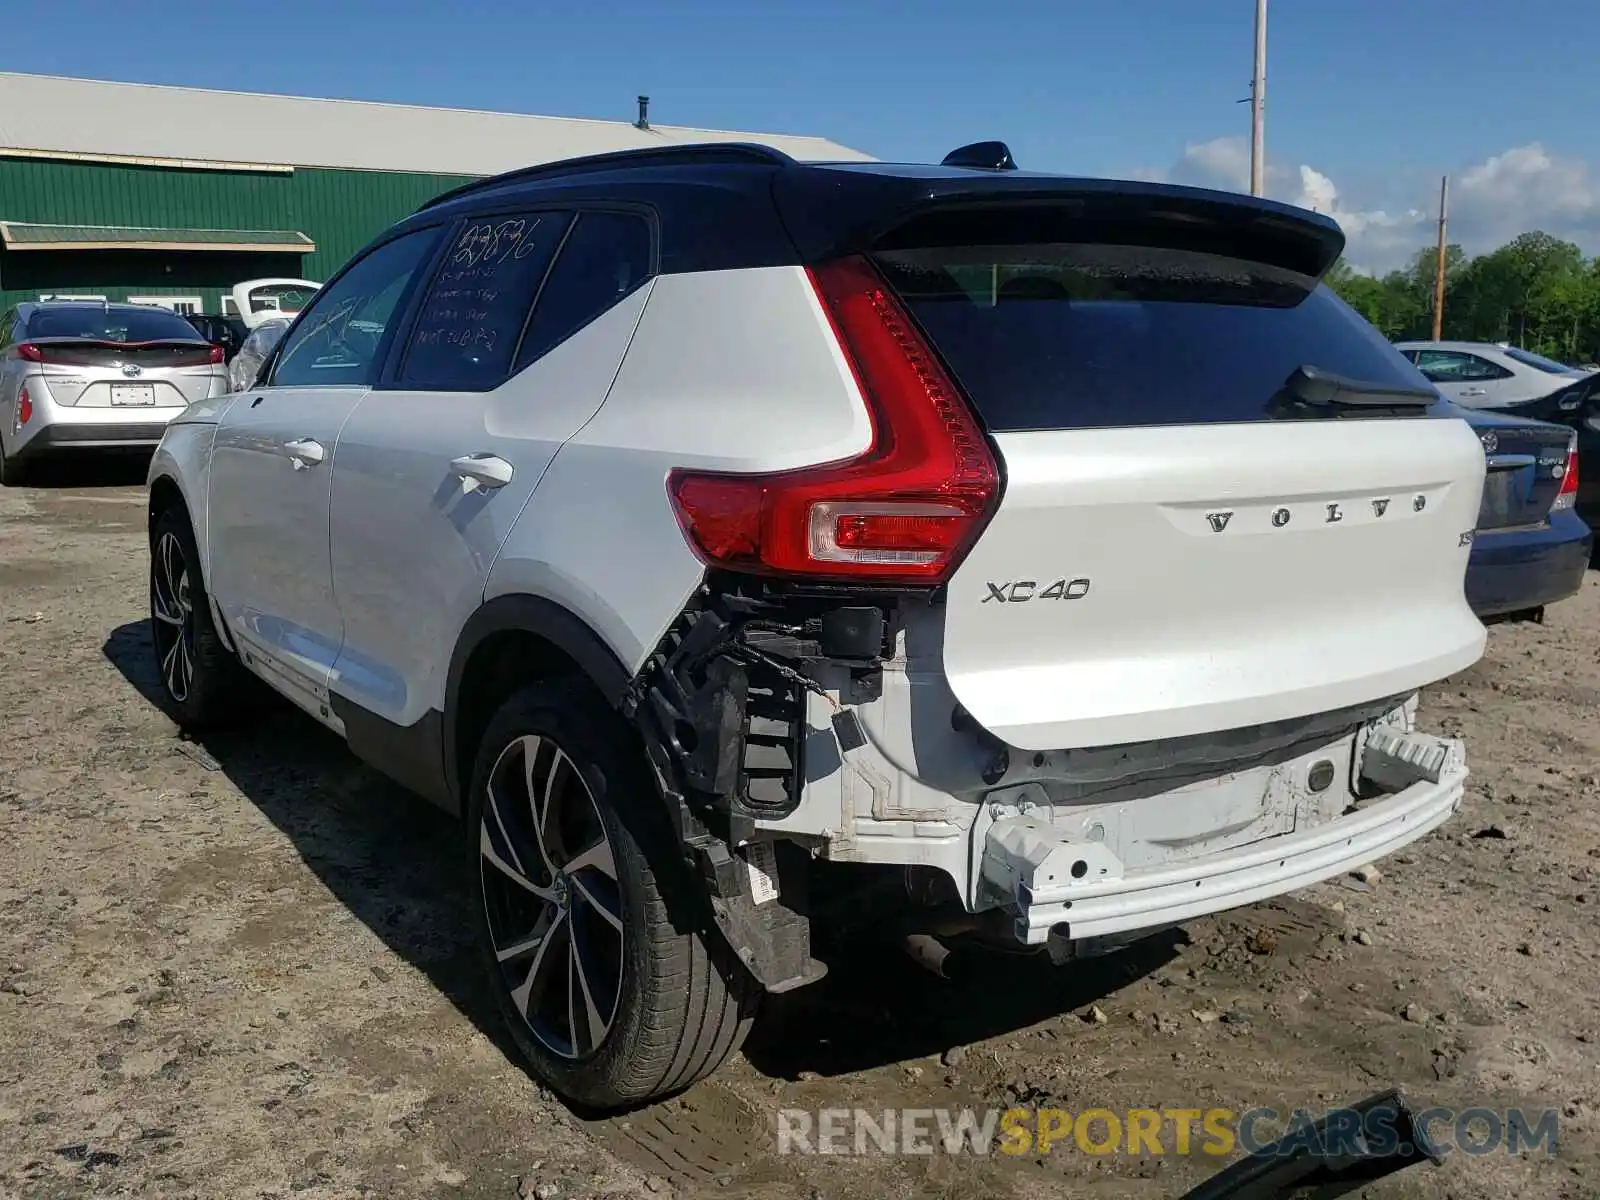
[282,438,326,469]
[1460,387,1488,397]
[450,452,515,491]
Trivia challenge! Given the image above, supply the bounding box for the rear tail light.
[17,340,216,366]
[1556,379,1592,413]
[17,385,32,426]
[667,255,999,584]
[1552,436,1579,512]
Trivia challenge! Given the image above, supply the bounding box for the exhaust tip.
[903,932,968,980]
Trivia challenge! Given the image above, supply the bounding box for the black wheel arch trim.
[442,593,636,807]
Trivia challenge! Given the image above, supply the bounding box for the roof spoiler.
[774,172,1347,280]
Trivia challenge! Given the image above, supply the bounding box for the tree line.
[1326,231,1600,365]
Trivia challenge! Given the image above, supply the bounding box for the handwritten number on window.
[404,214,566,385]
[450,217,543,269]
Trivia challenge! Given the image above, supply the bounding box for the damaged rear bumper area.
[981,727,1466,946]
[622,580,885,995]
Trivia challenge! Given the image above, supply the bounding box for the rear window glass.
[26,306,204,343]
[1502,346,1576,375]
[873,243,1434,431]
[245,283,317,314]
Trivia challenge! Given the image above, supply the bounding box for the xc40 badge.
[983,578,1091,603]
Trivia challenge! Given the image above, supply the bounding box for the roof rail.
[417,142,797,212]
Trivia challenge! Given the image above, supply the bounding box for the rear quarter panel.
[488,265,873,672]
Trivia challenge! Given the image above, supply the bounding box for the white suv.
[145,142,1488,1109]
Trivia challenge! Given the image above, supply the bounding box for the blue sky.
[10,0,1599,271]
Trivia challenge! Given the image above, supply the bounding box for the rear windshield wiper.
[1268,364,1439,419]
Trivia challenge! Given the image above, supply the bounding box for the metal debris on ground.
[173,738,222,771]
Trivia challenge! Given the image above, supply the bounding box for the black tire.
[468,679,758,1110]
[148,505,252,728]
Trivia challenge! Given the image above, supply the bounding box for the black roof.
[392,142,1347,280]
[416,143,796,211]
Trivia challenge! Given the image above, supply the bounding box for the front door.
[207,386,367,719]
[205,226,444,722]
[327,209,656,728]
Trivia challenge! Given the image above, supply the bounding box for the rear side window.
[26,305,202,343]
[515,212,653,371]
[400,211,572,389]
[873,242,1434,431]
[1501,346,1574,375]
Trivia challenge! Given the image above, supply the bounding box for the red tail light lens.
[17,385,32,426]
[1552,437,1579,512]
[667,256,999,584]
[18,340,218,367]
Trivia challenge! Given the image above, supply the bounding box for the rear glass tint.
[873,243,1434,431]
[26,306,204,343]
[1502,346,1577,375]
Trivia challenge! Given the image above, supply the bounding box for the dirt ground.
[2,460,1598,1200]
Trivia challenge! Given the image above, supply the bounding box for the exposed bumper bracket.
[1358,725,1465,791]
[980,731,1467,946]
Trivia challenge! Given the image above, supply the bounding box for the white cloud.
[1290,164,1339,214]
[1171,135,1251,191]
[1284,166,1425,272]
[1164,135,1295,195]
[1451,144,1600,250]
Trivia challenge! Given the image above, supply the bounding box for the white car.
[229,278,319,330]
[1395,339,1597,416]
[145,142,1488,1110]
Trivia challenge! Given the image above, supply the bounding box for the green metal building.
[0,73,868,317]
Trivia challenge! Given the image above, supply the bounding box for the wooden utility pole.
[1250,0,1267,196]
[1431,175,1449,340]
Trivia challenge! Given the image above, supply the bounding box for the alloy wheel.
[479,734,625,1060]
[150,531,196,703]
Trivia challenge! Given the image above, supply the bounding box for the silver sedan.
[1395,339,1596,415]
[0,300,229,485]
